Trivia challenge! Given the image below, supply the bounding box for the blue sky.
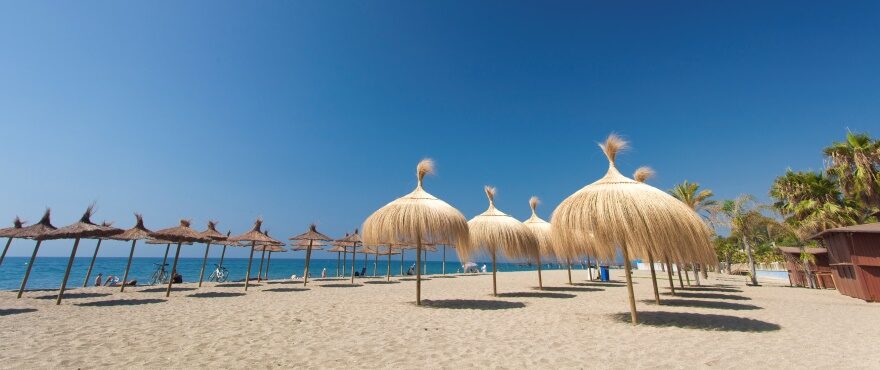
[0,1,877,261]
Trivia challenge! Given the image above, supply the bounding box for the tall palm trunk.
[743,236,758,286]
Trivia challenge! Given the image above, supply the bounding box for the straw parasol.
[13,209,56,298]
[197,221,227,287]
[550,134,715,325]
[328,234,349,278]
[81,221,123,288]
[523,196,553,290]
[338,229,363,284]
[255,242,286,280]
[229,218,282,291]
[0,216,26,269]
[150,219,210,297]
[362,159,470,304]
[290,224,332,286]
[213,231,239,270]
[256,230,284,281]
[146,238,174,269]
[461,186,538,296]
[42,205,123,304]
[111,213,152,292]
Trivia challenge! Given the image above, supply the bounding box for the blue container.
[600,266,610,281]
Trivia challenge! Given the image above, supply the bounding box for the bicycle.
[208,264,229,282]
[149,263,169,285]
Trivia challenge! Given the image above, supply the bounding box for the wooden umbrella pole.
[364,251,368,274]
[218,245,227,270]
[442,245,446,275]
[257,249,267,281]
[18,241,42,298]
[647,252,660,305]
[56,238,82,305]
[161,244,170,267]
[677,264,684,288]
[537,255,543,290]
[351,246,357,284]
[165,242,182,298]
[342,247,347,278]
[304,240,314,286]
[684,265,691,286]
[336,251,340,277]
[0,237,12,268]
[665,257,676,295]
[491,250,498,296]
[400,248,404,276]
[567,260,573,285]
[198,242,212,287]
[416,233,422,305]
[423,249,427,275]
[386,248,392,281]
[121,239,137,292]
[373,251,378,277]
[621,244,638,325]
[82,239,103,287]
[265,252,272,281]
[244,242,255,291]
[586,255,594,280]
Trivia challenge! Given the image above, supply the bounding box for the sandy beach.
[0,269,878,369]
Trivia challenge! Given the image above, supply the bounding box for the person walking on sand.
[321,267,327,278]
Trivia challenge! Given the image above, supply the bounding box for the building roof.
[812,222,880,239]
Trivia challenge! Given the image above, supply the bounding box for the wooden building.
[776,246,835,289]
[814,223,880,302]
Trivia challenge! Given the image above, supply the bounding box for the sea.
[0,256,581,291]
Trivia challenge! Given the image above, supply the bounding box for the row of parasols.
[1,134,716,325]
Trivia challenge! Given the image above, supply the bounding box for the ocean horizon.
[0,256,585,291]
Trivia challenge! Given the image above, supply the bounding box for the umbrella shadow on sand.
[34,292,111,300]
[75,299,166,307]
[399,278,432,282]
[610,311,780,332]
[498,292,576,299]
[574,282,626,288]
[139,287,197,293]
[263,287,309,293]
[320,283,363,288]
[266,281,302,285]
[364,281,401,285]
[662,292,751,301]
[216,283,261,288]
[640,299,762,311]
[0,308,37,316]
[664,287,743,293]
[188,292,246,298]
[538,286,603,293]
[420,299,526,310]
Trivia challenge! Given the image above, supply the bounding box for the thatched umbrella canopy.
[523,196,554,290]
[290,224,332,286]
[81,221,123,288]
[362,159,470,304]
[339,229,363,284]
[255,242,286,280]
[550,134,715,325]
[461,186,538,296]
[0,216,26,269]
[229,218,281,291]
[255,230,284,281]
[43,205,123,305]
[211,231,240,271]
[332,233,350,278]
[150,219,210,297]
[197,221,227,287]
[14,209,56,298]
[111,213,152,292]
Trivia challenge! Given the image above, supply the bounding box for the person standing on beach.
[94,273,103,287]
[321,268,327,278]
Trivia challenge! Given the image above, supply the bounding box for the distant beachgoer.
[94,273,103,287]
[104,275,118,286]
[321,268,327,278]
[172,273,182,284]
[291,274,298,280]
[481,264,487,273]
[125,280,137,286]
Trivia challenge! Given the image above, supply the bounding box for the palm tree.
[824,132,880,209]
[770,170,860,238]
[711,194,765,286]
[670,181,717,280]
